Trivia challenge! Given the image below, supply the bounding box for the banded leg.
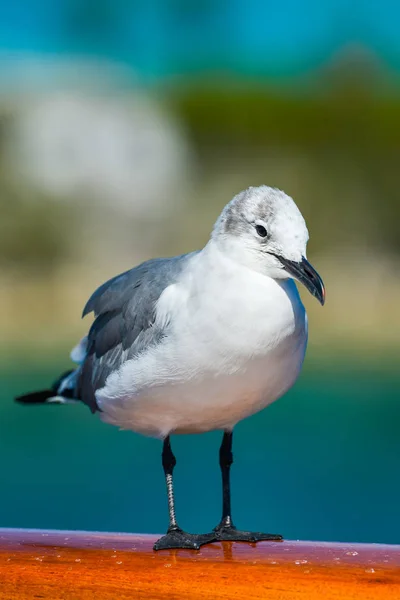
[154,436,217,550]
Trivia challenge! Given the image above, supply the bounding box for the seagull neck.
[202,239,270,280]
[199,240,302,311]
[200,240,243,274]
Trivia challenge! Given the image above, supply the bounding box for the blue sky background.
[0,0,399,80]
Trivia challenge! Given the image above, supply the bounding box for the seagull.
[16,185,325,550]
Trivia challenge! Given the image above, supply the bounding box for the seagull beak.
[274,255,325,306]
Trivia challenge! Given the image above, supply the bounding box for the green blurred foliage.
[0,171,73,271]
[168,77,400,254]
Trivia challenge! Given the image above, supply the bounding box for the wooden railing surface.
[1,528,400,599]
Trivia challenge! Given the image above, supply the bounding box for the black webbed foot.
[154,527,217,551]
[214,524,283,543]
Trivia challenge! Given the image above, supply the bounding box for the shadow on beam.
[1,528,400,599]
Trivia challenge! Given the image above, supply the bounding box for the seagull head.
[212,185,325,305]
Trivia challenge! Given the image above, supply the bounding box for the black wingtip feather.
[15,390,54,404]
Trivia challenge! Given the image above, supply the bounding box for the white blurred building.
[1,55,194,266]
[7,91,191,217]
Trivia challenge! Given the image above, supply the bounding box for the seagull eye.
[255,224,268,238]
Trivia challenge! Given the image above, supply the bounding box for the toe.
[215,527,283,543]
[154,530,216,551]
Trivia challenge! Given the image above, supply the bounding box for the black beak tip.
[269,252,325,306]
[309,271,325,307]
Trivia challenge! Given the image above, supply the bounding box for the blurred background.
[1,0,400,545]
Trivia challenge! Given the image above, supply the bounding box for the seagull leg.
[154,436,217,550]
[213,431,283,543]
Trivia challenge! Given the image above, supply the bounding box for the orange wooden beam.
[1,528,400,599]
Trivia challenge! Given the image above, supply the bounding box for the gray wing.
[76,253,194,412]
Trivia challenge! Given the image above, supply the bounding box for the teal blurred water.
[1,361,399,544]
